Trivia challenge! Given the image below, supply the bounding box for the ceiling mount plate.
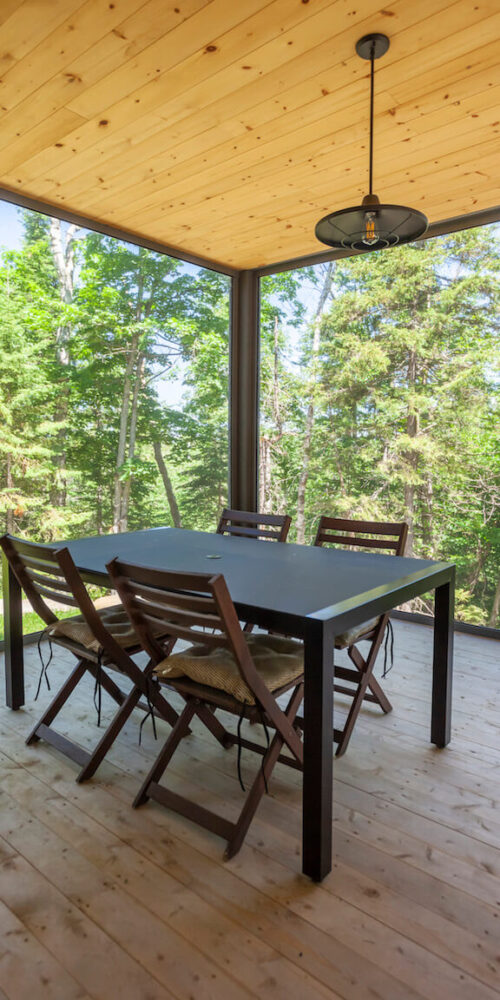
[355,33,390,60]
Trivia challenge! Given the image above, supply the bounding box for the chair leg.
[225,684,304,860]
[26,660,87,745]
[27,651,181,783]
[193,701,233,749]
[347,644,392,713]
[133,701,197,808]
[335,664,380,757]
[76,684,144,782]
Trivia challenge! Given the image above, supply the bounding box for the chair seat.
[155,633,304,705]
[47,605,139,653]
[335,617,380,649]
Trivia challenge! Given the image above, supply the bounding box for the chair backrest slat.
[218,524,284,541]
[135,595,223,633]
[314,517,408,557]
[317,535,398,551]
[31,584,81,607]
[26,568,74,593]
[21,552,65,572]
[131,580,219,616]
[217,508,291,543]
[0,535,81,625]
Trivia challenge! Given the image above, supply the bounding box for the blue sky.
[0,200,25,251]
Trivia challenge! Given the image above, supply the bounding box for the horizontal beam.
[390,609,499,641]
[0,185,237,278]
[255,205,500,277]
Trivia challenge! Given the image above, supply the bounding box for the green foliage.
[0,211,230,550]
[261,228,499,626]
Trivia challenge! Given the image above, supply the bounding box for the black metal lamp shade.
[315,33,428,253]
[315,196,428,251]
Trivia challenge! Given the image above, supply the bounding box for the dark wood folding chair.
[107,557,304,860]
[0,535,180,782]
[306,516,408,757]
[216,508,291,543]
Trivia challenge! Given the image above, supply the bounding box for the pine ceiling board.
[116,6,500,221]
[24,0,446,203]
[53,36,500,227]
[117,88,498,234]
[218,152,500,249]
[127,183,497,269]
[49,101,500,250]
[160,133,500,243]
[14,0,390,190]
[64,0,342,121]
[0,0,145,115]
[19,0,450,203]
[205,189,498,266]
[157,149,500,253]
[0,0,86,64]
[0,0,197,176]
[1,0,499,270]
[0,1,30,31]
[0,108,88,179]
[0,0,267,186]
[207,131,500,243]
[38,5,500,231]
[82,87,405,221]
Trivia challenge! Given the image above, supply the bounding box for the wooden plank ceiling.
[1,0,499,271]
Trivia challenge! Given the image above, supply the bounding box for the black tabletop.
[60,527,452,633]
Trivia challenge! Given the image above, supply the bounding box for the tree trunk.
[112,337,137,532]
[259,317,283,513]
[119,352,145,532]
[466,538,489,595]
[295,263,334,544]
[48,218,79,508]
[259,436,271,511]
[403,348,419,556]
[420,473,434,557]
[488,577,500,628]
[5,452,13,533]
[153,441,182,528]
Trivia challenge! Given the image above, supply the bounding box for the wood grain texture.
[0,0,499,268]
[0,621,499,998]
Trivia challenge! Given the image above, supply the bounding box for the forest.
[0,209,498,629]
[260,226,499,627]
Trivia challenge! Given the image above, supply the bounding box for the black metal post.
[230,269,260,512]
[302,617,334,881]
[2,553,24,708]
[431,569,455,747]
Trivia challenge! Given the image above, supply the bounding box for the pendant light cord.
[369,42,375,195]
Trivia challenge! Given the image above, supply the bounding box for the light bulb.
[362,211,378,245]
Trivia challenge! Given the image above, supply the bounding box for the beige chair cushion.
[47,606,138,653]
[155,633,304,705]
[335,617,380,649]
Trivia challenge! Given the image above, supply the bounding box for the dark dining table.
[2,526,455,881]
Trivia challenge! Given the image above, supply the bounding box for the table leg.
[302,618,333,881]
[2,554,24,709]
[431,571,454,747]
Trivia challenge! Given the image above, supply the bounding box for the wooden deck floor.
[0,621,499,1000]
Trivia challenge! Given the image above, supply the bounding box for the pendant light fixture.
[315,33,428,251]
